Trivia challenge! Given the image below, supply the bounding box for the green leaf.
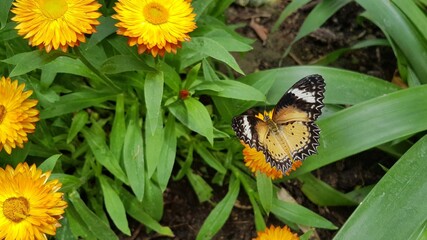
[143,178,164,221]
[85,16,117,49]
[204,29,253,52]
[175,144,194,180]
[299,174,358,206]
[209,0,234,17]
[194,143,227,174]
[182,37,244,74]
[56,217,75,240]
[334,135,427,239]
[110,94,126,159]
[282,0,352,58]
[40,90,117,119]
[192,0,215,21]
[66,203,98,239]
[67,111,88,143]
[196,176,240,240]
[184,98,214,144]
[194,80,266,101]
[123,103,145,201]
[145,71,164,133]
[157,115,177,191]
[183,63,201,90]
[312,39,390,65]
[69,191,119,240]
[119,186,174,236]
[101,55,153,74]
[272,0,311,32]
[50,173,83,193]
[232,166,266,231]
[2,50,63,76]
[256,171,273,214]
[41,56,104,82]
[272,198,337,229]
[0,0,12,29]
[39,154,61,172]
[356,0,427,83]
[99,176,130,236]
[187,170,213,202]
[82,128,128,183]
[145,113,164,178]
[237,66,399,107]
[291,85,427,177]
[159,61,181,92]
[169,99,214,144]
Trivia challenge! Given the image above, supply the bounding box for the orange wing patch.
[273,105,310,123]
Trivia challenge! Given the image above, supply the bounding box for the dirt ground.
[126,2,397,240]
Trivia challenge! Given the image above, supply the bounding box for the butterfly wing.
[232,115,268,152]
[265,74,325,170]
[232,74,325,174]
[273,74,325,122]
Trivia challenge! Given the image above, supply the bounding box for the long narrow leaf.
[356,0,427,83]
[82,128,127,183]
[272,0,311,32]
[290,85,427,177]
[69,191,118,240]
[145,71,164,133]
[196,176,240,240]
[123,103,145,201]
[40,90,117,119]
[99,176,130,235]
[334,135,427,239]
[272,198,337,229]
[157,115,177,191]
[282,0,352,58]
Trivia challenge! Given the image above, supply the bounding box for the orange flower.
[113,0,197,57]
[0,162,67,239]
[0,77,39,154]
[11,0,102,52]
[254,225,299,240]
[242,143,302,178]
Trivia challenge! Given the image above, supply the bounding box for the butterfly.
[232,74,325,173]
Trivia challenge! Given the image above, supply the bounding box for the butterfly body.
[232,74,325,173]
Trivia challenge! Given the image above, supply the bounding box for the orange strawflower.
[0,77,39,154]
[253,225,299,240]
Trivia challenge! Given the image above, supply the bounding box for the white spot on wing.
[242,116,252,140]
[290,88,316,103]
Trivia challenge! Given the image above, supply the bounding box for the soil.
[126,2,397,240]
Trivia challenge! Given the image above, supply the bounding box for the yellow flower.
[0,162,68,240]
[11,0,102,52]
[254,225,299,240]
[113,0,197,57]
[242,143,302,178]
[0,77,39,154]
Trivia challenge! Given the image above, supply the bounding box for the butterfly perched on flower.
[232,74,325,173]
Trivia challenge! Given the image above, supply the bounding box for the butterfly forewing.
[273,74,325,122]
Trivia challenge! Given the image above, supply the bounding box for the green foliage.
[272,0,427,239]
[1,0,427,239]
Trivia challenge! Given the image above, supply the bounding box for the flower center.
[143,3,169,25]
[0,105,6,124]
[3,197,30,222]
[39,0,68,19]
